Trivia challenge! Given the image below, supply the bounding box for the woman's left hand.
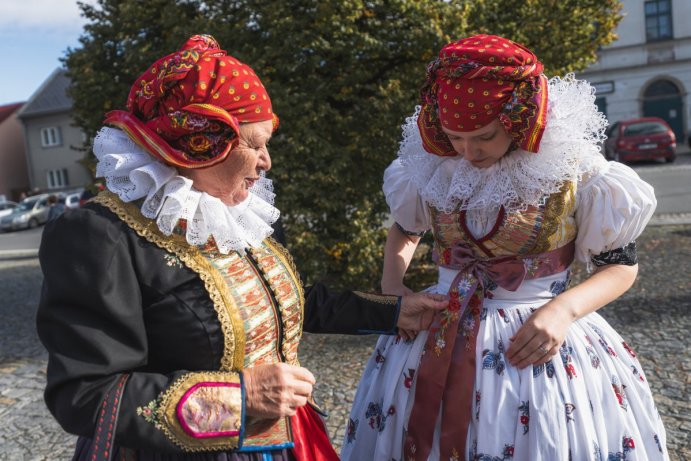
[505,300,575,369]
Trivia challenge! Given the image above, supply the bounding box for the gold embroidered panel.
[431,182,577,259]
[155,371,243,452]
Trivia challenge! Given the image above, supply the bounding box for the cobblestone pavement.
[1,225,689,460]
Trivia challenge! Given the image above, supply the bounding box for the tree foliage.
[65,0,622,290]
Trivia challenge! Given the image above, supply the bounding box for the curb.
[0,249,39,261]
[647,213,691,226]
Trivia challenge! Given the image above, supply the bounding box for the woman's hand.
[382,284,419,341]
[397,292,449,337]
[505,300,576,369]
[243,363,315,418]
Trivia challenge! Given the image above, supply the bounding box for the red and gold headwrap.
[417,34,548,156]
[104,34,278,169]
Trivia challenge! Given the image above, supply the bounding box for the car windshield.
[16,199,38,212]
[623,122,667,136]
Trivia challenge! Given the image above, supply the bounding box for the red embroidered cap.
[417,34,548,156]
[105,34,278,169]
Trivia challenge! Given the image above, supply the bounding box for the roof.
[0,102,23,124]
[17,68,73,119]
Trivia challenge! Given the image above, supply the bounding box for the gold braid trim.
[532,181,575,254]
[93,191,245,371]
[156,371,242,452]
[353,291,399,305]
[261,237,306,344]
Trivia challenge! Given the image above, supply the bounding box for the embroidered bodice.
[432,183,577,265]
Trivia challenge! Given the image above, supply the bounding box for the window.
[47,169,69,189]
[595,97,608,118]
[645,0,673,41]
[40,126,62,147]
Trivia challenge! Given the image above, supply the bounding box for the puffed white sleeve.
[383,158,431,234]
[575,161,656,263]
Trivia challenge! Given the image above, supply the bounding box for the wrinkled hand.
[397,291,449,334]
[382,284,418,341]
[243,363,315,418]
[506,300,575,369]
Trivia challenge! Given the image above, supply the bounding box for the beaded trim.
[93,191,246,371]
[353,291,399,305]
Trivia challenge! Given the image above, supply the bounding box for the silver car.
[0,201,18,219]
[0,196,50,231]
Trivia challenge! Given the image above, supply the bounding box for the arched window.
[644,80,680,98]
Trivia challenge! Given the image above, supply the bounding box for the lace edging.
[395,74,609,214]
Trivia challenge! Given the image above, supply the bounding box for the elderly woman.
[36,35,446,461]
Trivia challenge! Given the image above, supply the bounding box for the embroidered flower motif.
[608,435,636,460]
[549,279,568,296]
[518,401,530,434]
[346,417,358,443]
[482,339,506,376]
[611,375,628,410]
[584,335,601,369]
[475,391,481,421]
[622,341,637,358]
[631,365,645,382]
[532,359,555,378]
[137,398,163,430]
[559,343,577,379]
[565,403,576,423]
[164,253,184,268]
[448,294,461,312]
[365,402,395,433]
[403,368,415,389]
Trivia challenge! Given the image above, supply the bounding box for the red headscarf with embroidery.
[104,34,278,169]
[417,34,548,156]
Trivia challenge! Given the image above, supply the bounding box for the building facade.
[578,0,691,147]
[17,69,91,193]
[0,103,30,202]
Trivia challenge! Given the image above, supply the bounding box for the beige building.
[0,102,30,202]
[579,0,691,147]
[18,69,91,193]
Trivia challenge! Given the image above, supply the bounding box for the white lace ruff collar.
[397,75,609,214]
[93,127,280,254]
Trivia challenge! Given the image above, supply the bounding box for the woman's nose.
[460,140,479,159]
[258,149,272,172]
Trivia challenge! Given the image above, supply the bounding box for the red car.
[603,117,676,163]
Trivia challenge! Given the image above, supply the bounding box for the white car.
[0,201,18,219]
[63,192,81,209]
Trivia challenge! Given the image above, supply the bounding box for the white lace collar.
[398,75,609,214]
[93,127,280,254]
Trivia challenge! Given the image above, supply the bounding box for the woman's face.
[441,119,513,168]
[182,120,273,205]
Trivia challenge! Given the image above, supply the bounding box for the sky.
[0,0,95,107]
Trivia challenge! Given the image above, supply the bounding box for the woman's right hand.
[243,363,315,418]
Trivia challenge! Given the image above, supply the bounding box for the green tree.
[65,0,621,290]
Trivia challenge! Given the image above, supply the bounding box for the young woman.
[342,34,668,461]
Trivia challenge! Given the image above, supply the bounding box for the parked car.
[0,201,18,219]
[0,195,51,232]
[63,191,82,209]
[603,117,676,163]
